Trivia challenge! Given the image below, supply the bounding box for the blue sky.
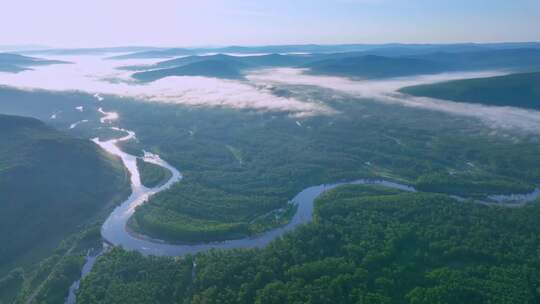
[1,0,539,47]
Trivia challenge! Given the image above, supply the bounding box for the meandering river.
[93,121,418,256]
[65,109,540,303]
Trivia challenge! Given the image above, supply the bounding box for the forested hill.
[0,114,129,276]
[400,71,540,110]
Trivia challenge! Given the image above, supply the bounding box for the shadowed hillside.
[400,71,540,110]
[0,114,129,275]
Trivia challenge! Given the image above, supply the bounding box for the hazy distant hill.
[126,53,316,71]
[109,44,374,60]
[303,48,540,78]
[0,114,129,274]
[355,44,491,57]
[121,54,231,71]
[108,44,448,60]
[122,54,244,71]
[400,71,540,110]
[128,47,540,81]
[108,42,540,60]
[130,53,322,81]
[410,48,540,71]
[20,46,160,56]
[304,55,448,78]
[0,63,28,73]
[0,53,68,73]
[132,59,250,81]
[109,48,199,60]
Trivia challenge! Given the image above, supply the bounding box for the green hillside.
[400,71,540,110]
[0,114,129,276]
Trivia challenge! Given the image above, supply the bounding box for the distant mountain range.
[108,44,381,60]
[2,42,536,59]
[128,47,540,82]
[127,53,317,71]
[4,42,540,80]
[108,42,540,60]
[21,46,162,56]
[0,53,68,73]
[400,71,540,110]
[130,53,319,81]
[304,48,540,78]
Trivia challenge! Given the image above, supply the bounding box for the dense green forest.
[77,184,540,303]
[0,114,130,303]
[1,226,106,304]
[1,86,540,245]
[400,71,540,110]
[136,158,172,188]
[113,91,540,243]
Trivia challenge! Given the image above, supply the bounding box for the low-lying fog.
[0,54,332,117]
[1,54,540,131]
[248,68,540,132]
